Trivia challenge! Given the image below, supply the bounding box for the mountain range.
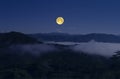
[30,32,120,43]
[1,31,120,46]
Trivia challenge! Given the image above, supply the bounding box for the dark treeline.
[0,48,120,79]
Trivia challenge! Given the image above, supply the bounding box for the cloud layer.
[73,42,120,57]
[8,41,120,57]
[46,41,120,57]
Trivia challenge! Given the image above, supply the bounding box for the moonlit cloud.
[73,42,120,57]
[47,41,120,57]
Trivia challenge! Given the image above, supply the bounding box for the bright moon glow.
[56,17,64,25]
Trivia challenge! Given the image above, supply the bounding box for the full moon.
[56,17,64,25]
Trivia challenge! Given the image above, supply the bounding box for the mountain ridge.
[29,32,120,43]
[0,31,41,47]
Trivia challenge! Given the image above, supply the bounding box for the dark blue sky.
[0,0,120,34]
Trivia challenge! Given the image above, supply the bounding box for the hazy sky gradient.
[0,0,120,34]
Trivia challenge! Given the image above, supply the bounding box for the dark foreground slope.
[0,47,120,79]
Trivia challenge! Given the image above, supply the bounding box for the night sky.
[0,0,120,34]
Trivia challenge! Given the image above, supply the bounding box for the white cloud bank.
[8,41,120,57]
[46,41,120,57]
[73,42,120,57]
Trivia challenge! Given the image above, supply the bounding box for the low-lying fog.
[46,41,120,57]
[7,40,120,57]
[9,44,57,55]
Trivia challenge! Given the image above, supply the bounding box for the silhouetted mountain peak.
[0,31,41,47]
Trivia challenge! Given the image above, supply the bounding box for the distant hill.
[0,31,41,47]
[29,33,120,43]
